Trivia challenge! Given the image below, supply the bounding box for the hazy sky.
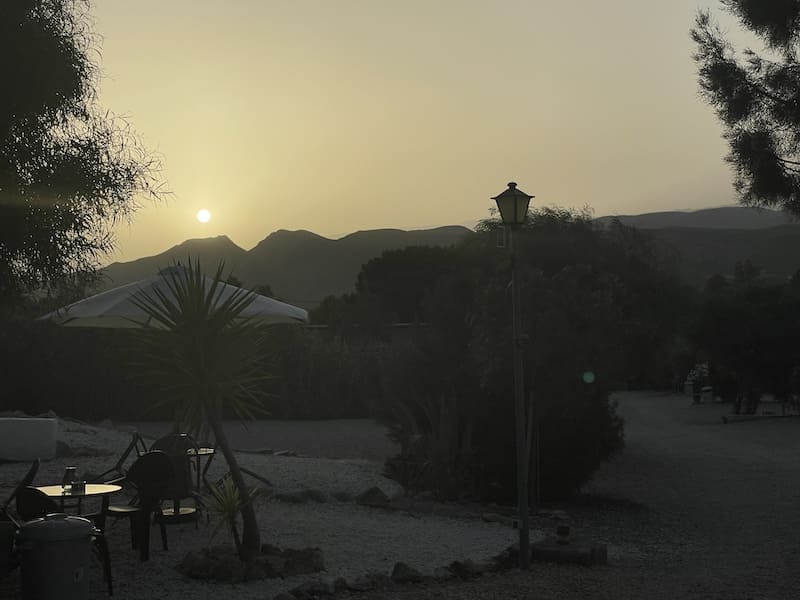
[92,1,749,263]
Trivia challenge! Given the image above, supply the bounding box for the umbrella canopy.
[39,266,308,328]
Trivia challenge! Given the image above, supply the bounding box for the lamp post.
[491,181,534,569]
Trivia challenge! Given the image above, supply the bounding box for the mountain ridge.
[100,207,800,306]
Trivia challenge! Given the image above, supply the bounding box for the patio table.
[186,446,215,490]
[35,483,121,530]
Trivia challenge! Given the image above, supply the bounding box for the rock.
[280,547,325,576]
[55,440,72,457]
[347,575,375,592]
[272,594,295,600]
[356,486,390,508]
[331,490,354,502]
[449,559,491,579]
[305,488,328,503]
[256,553,286,578]
[348,571,391,592]
[432,567,455,581]
[530,537,607,566]
[291,576,337,596]
[273,449,297,457]
[391,562,423,584]
[275,490,311,504]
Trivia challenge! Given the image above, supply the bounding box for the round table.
[36,484,122,529]
[186,447,215,489]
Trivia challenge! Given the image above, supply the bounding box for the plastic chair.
[1,459,40,518]
[105,451,172,561]
[14,487,59,522]
[15,487,113,595]
[88,433,148,484]
[150,434,202,523]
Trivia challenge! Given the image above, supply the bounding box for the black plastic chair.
[150,434,202,523]
[1,459,40,519]
[105,451,172,561]
[15,487,113,595]
[88,433,148,484]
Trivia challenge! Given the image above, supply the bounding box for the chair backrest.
[0,520,17,576]
[126,451,174,503]
[1,459,40,513]
[15,487,60,522]
[150,434,197,499]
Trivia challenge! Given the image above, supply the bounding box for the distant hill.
[99,208,800,306]
[100,235,248,288]
[100,226,472,308]
[595,205,797,229]
[647,225,800,286]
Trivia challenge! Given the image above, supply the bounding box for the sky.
[92,1,752,263]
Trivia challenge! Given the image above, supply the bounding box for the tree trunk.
[210,417,260,565]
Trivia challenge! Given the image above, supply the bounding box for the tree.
[376,208,691,502]
[131,261,270,567]
[692,2,800,215]
[0,1,160,308]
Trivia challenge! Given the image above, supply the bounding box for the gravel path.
[345,391,800,599]
[4,393,800,599]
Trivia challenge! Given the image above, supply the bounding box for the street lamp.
[491,181,534,569]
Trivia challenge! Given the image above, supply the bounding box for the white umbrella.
[39,266,308,328]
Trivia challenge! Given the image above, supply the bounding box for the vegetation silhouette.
[693,2,800,215]
[130,260,274,567]
[0,0,162,312]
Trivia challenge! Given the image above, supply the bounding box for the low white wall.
[0,418,57,461]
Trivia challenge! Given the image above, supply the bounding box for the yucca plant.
[207,474,262,553]
[130,259,271,565]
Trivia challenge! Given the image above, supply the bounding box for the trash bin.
[16,513,95,600]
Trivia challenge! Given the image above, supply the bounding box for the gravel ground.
[345,392,800,599]
[4,393,800,599]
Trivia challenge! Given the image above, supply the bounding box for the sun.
[196,209,211,223]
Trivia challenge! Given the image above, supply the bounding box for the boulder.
[291,576,337,597]
[390,562,423,584]
[449,559,491,579]
[356,486,390,508]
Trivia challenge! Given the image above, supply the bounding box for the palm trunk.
[209,417,260,565]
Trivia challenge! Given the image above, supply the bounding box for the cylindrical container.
[62,466,77,493]
[16,513,95,600]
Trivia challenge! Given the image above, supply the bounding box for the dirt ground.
[342,391,800,600]
[126,418,399,461]
[116,393,800,598]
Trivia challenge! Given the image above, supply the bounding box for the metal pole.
[510,227,530,569]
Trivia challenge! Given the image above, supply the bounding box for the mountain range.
[100,226,471,308]
[100,206,800,306]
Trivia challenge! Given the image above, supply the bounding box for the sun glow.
[196,209,211,223]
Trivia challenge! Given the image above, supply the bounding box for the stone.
[272,594,295,600]
[390,561,423,584]
[291,576,337,596]
[356,486,390,508]
[448,559,491,579]
[305,488,328,503]
[347,575,375,592]
[275,490,311,504]
[530,537,607,566]
[55,440,72,457]
[432,567,455,581]
[256,553,286,578]
[281,547,325,576]
[273,449,298,457]
[331,490,354,502]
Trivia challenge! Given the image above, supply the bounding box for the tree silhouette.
[692,2,800,215]
[0,1,161,309]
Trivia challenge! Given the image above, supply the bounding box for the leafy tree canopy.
[692,1,800,215]
[0,0,161,309]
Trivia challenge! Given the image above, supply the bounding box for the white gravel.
[0,418,519,600]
